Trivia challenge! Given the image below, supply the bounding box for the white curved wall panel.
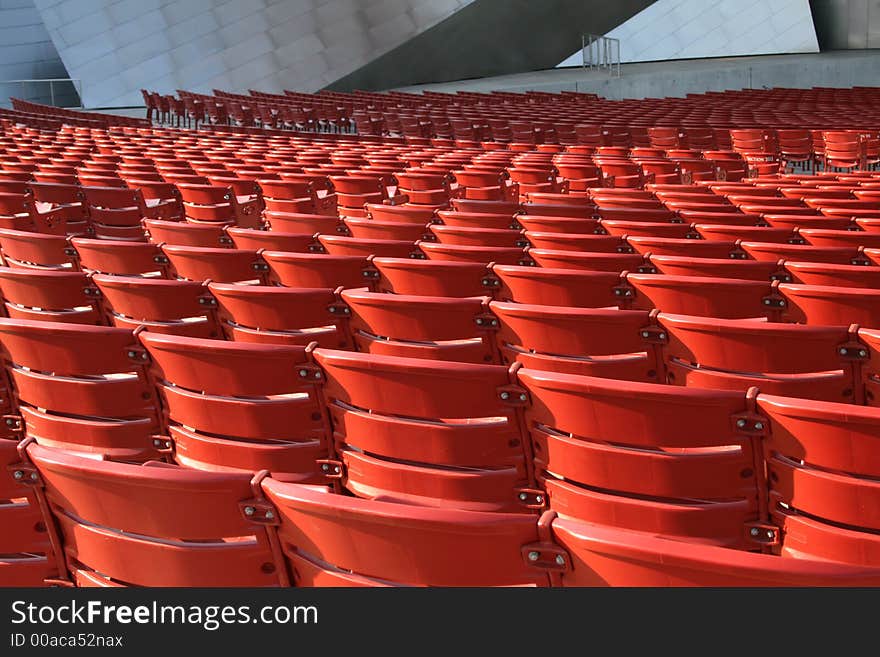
[33,0,473,108]
[557,0,819,67]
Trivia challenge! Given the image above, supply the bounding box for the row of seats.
[167,87,880,150]
[4,324,880,585]
[4,259,880,385]
[7,248,880,323]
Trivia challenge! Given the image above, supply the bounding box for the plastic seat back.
[313,348,531,512]
[145,218,231,248]
[373,257,491,297]
[0,228,77,270]
[161,245,268,284]
[262,478,547,586]
[629,273,776,319]
[209,282,351,348]
[659,313,860,402]
[139,331,327,482]
[94,275,221,337]
[521,370,758,547]
[0,318,160,460]
[0,267,105,324]
[493,264,627,308]
[760,394,880,565]
[72,238,170,277]
[24,443,284,587]
[342,288,498,363]
[491,301,661,382]
[263,251,376,289]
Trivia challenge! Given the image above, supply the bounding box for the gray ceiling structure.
[810,0,880,49]
[327,0,656,91]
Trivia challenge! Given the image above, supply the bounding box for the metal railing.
[0,79,83,109]
[581,35,621,77]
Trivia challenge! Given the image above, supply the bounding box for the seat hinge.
[150,436,174,455]
[837,342,869,361]
[2,414,23,435]
[731,409,769,437]
[638,324,668,344]
[474,312,500,330]
[316,459,345,480]
[361,265,380,280]
[296,364,324,382]
[761,291,786,310]
[125,346,149,363]
[480,273,502,291]
[497,383,529,407]
[239,499,280,525]
[522,542,571,572]
[8,462,40,486]
[744,522,781,547]
[515,487,547,510]
[327,301,351,317]
[612,282,635,301]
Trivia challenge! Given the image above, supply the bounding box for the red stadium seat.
[0,319,161,461]
[72,238,170,277]
[659,313,862,402]
[93,275,221,337]
[521,370,758,547]
[341,288,498,363]
[262,478,547,586]
[760,394,880,565]
[491,301,662,382]
[313,348,535,513]
[264,252,376,289]
[139,331,328,483]
[209,283,352,348]
[0,228,77,270]
[0,267,105,324]
[628,273,777,319]
[161,245,268,284]
[23,442,287,586]
[493,264,628,308]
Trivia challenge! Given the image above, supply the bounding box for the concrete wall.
[558,0,819,67]
[0,0,77,108]
[32,0,473,108]
[397,50,880,100]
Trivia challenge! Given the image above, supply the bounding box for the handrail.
[0,78,83,108]
[581,35,621,78]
